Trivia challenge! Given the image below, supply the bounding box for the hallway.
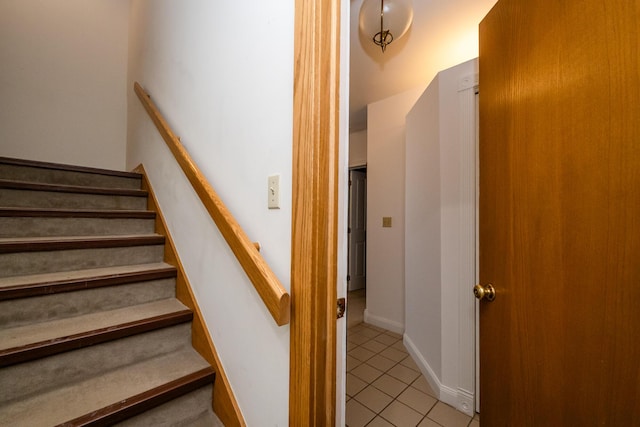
[346,291,479,427]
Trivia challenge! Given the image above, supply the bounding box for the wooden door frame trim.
[290,0,341,425]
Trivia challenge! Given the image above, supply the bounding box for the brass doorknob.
[474,284,496,302]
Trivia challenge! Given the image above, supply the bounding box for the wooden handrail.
[134,82,290,326]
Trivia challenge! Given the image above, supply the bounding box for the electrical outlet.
[268,175,280,209]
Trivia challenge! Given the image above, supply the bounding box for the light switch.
[268,175,280,209]
[382,217,392,227]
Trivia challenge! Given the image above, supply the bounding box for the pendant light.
[359,0,414,53]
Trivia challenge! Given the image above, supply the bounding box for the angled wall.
[404,58,478,416]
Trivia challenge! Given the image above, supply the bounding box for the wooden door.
[348,170,367,291]
[478,0,640,425]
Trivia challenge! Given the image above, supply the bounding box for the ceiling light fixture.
[359,0,414,53]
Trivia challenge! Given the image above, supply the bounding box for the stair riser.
[116,385,219,427]
[0,323,192,405]
[0,164,141,190]
[0,278,176,329]
[0,245,164,278]
[0,217,155,238]
[0,188,147,210]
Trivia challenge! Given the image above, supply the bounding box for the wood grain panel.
[134,83,290,326]
[136,166,245,427]
[479,0,640,424]
[290,0,341,424]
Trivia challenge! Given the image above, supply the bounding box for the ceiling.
[349,0,499,131]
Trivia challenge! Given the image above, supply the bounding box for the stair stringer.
[136,164,245,427]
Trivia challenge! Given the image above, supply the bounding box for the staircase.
[0,157,223,426]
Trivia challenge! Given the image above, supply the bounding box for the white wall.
[365,87,424,333]
[126,1,294,425]
[0,0,129,170]
[349,129,367,168]
[404,59,478,416]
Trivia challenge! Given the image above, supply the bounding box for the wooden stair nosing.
[0,156,143,180]
[0,179,148,197]
[0,235,165,253]
[0,265,177,301]
[0,309,193,367]
[0,207,156,219]
[56,367,215,427]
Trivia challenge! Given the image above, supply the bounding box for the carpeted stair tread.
[0,324,193,406]
[115,385,224,427]
[0,262,176,299]
[0,299,191,360]
[0,348,213,426]
[0,207,156,218]
[0,216,156,238]
[0,157,142,190]
[0,178,148,197]
[0,234,165,253]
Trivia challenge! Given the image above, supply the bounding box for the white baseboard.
[403,334,475,417]
[363,309,404,334]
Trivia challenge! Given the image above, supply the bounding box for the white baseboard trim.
[456,388,475,417]
[403,334,475,417]
[363,309,404,334]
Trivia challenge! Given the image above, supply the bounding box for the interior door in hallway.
[478,0,640,424]
[348,169,367,291]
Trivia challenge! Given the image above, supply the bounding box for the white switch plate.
[268,175,280,209]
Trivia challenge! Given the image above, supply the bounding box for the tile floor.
[346,290,479,427]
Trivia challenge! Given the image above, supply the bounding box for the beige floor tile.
[379,400,423,426]
[360,339,388,354]
[396,387,437,415]
[418,418,442,427]
[390,340,409,353]
[384,331,403,339]
[400,355,420,372]
[473,412,480,421]
[346,373,368,397]
[380,347,408,362]
[374,333,399,346]
[345,399,376,427]
[359,327,383,339]
[347,355,363,372]
[427,402,471,427]
[372,374,409,398]
[353,385,394,413]
[351,363,384,384]
[349,346,376,362]
[388,363,421,384]
[347,340,359,352]
[366,416,395,427]
[366,324,386,332]
[366,354,397,373]
[349,333,372,345]
[349,324,366,334]
[411,376,437,398]
[469,420,480,427]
